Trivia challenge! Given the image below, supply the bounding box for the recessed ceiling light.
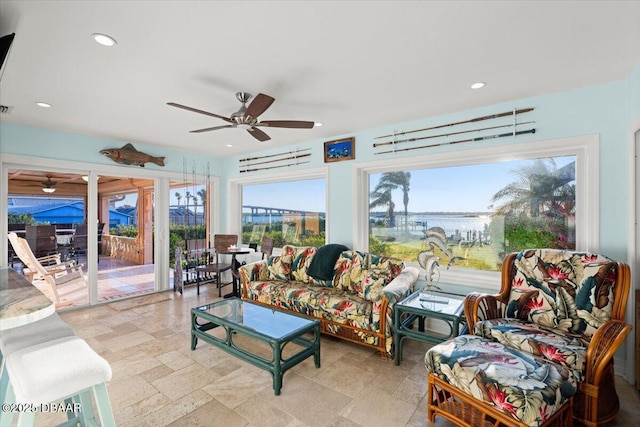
[226,144,233,148]
[314,122,323,127]
[92,33,117,46]
[36,102,51,108]
[470,82,486,89]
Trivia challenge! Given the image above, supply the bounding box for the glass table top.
[194,298,316,339]
[399,290,464,315]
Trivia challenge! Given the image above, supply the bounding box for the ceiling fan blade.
[167,102,233,123]
[248,127,271,142]
[258,120,315,129]
[245,93,275,119]
[190,124,236,133]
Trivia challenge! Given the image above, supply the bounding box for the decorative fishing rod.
[242,152,311,168]
[240,160,310,173]
[375,107,534,140]
[239,147,311,162]
[373,121,535,148]
[375,128,536,155]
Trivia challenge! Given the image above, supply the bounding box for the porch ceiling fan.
[42,175,57,193]
[167,92,316,142]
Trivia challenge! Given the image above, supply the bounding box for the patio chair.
[7,232,77,283]
[72,223,105,263]
[25,224,57,257]
[195,234,237,296]
[7,232,88,305]
[72,223,88,258]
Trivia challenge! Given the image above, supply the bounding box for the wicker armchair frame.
[427,373,574,427]
[464,252,632,427]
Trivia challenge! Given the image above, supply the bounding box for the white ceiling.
[1,1,639,158]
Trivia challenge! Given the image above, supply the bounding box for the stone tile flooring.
[31,285,640,426]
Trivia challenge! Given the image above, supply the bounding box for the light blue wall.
[222,73,637,262]
[0,122,222,174]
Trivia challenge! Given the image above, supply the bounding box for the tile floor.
[32,284,640,426]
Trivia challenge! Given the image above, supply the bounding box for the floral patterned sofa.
[238,245,419,358]
[462,249,632,426]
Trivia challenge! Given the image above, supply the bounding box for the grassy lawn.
[377,235,501,271]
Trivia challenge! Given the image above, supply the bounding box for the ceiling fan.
[167,92,315,142]
[42,175,56,193]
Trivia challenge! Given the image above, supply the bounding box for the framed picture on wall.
[324,137,355,163]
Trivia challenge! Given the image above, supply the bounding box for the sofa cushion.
[266,254,291,281]
[357,270,389,301]
[507,249,618,338]
[246,280,374,329]
[473,318,587,380]
[333,250,366,292]
[289,246,317,283]
[425,334,578,427]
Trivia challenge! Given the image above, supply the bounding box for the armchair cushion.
[506,249,617,338]
[425,335,578,427]
[473,318,587,380]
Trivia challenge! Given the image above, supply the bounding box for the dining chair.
[259,236,274,259]
[195,234,237,296]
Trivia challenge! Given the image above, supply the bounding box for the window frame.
[353,134,599,290]
[228,166,329,246]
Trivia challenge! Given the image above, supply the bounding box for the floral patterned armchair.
[464,249,631,427]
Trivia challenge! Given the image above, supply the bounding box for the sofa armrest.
[382,266,419,305]
[584,320,632,385]
[464,292,506,331]
[238,259,268,298]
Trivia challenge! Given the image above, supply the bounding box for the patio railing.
[102,235,140,264]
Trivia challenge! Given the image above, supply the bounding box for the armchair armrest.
[36,253,62,266]
[45,264,85,278]
[464,292,506,331]
[584,320,632,385]
[382,266,419,305]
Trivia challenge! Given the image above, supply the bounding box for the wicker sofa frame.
[464,250,632,427]
[241,292,393,358]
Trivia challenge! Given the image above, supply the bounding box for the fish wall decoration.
[100,143,165,167]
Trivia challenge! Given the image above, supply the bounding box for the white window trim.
[228,166,329,242]
[354,134,599,290]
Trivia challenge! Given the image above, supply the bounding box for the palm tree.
[370,172,411,228]
[370,186,395,227]
[491,159,575,219]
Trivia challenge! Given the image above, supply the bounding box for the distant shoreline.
[370,211,493,217]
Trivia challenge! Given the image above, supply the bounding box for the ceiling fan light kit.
[168,92,315,142]
[42,175,56,193]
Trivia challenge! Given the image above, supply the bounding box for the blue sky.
[187,156,575,214]
[372,156,575,212]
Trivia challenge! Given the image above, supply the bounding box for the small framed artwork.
[324,137,355,163]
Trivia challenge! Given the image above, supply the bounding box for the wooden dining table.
[0,267,55,330]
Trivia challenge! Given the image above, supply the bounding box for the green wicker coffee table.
[191,298,320,395]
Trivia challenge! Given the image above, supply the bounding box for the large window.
[241,178,326,247]
[355,136,599,289]
[370,156,576,272]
